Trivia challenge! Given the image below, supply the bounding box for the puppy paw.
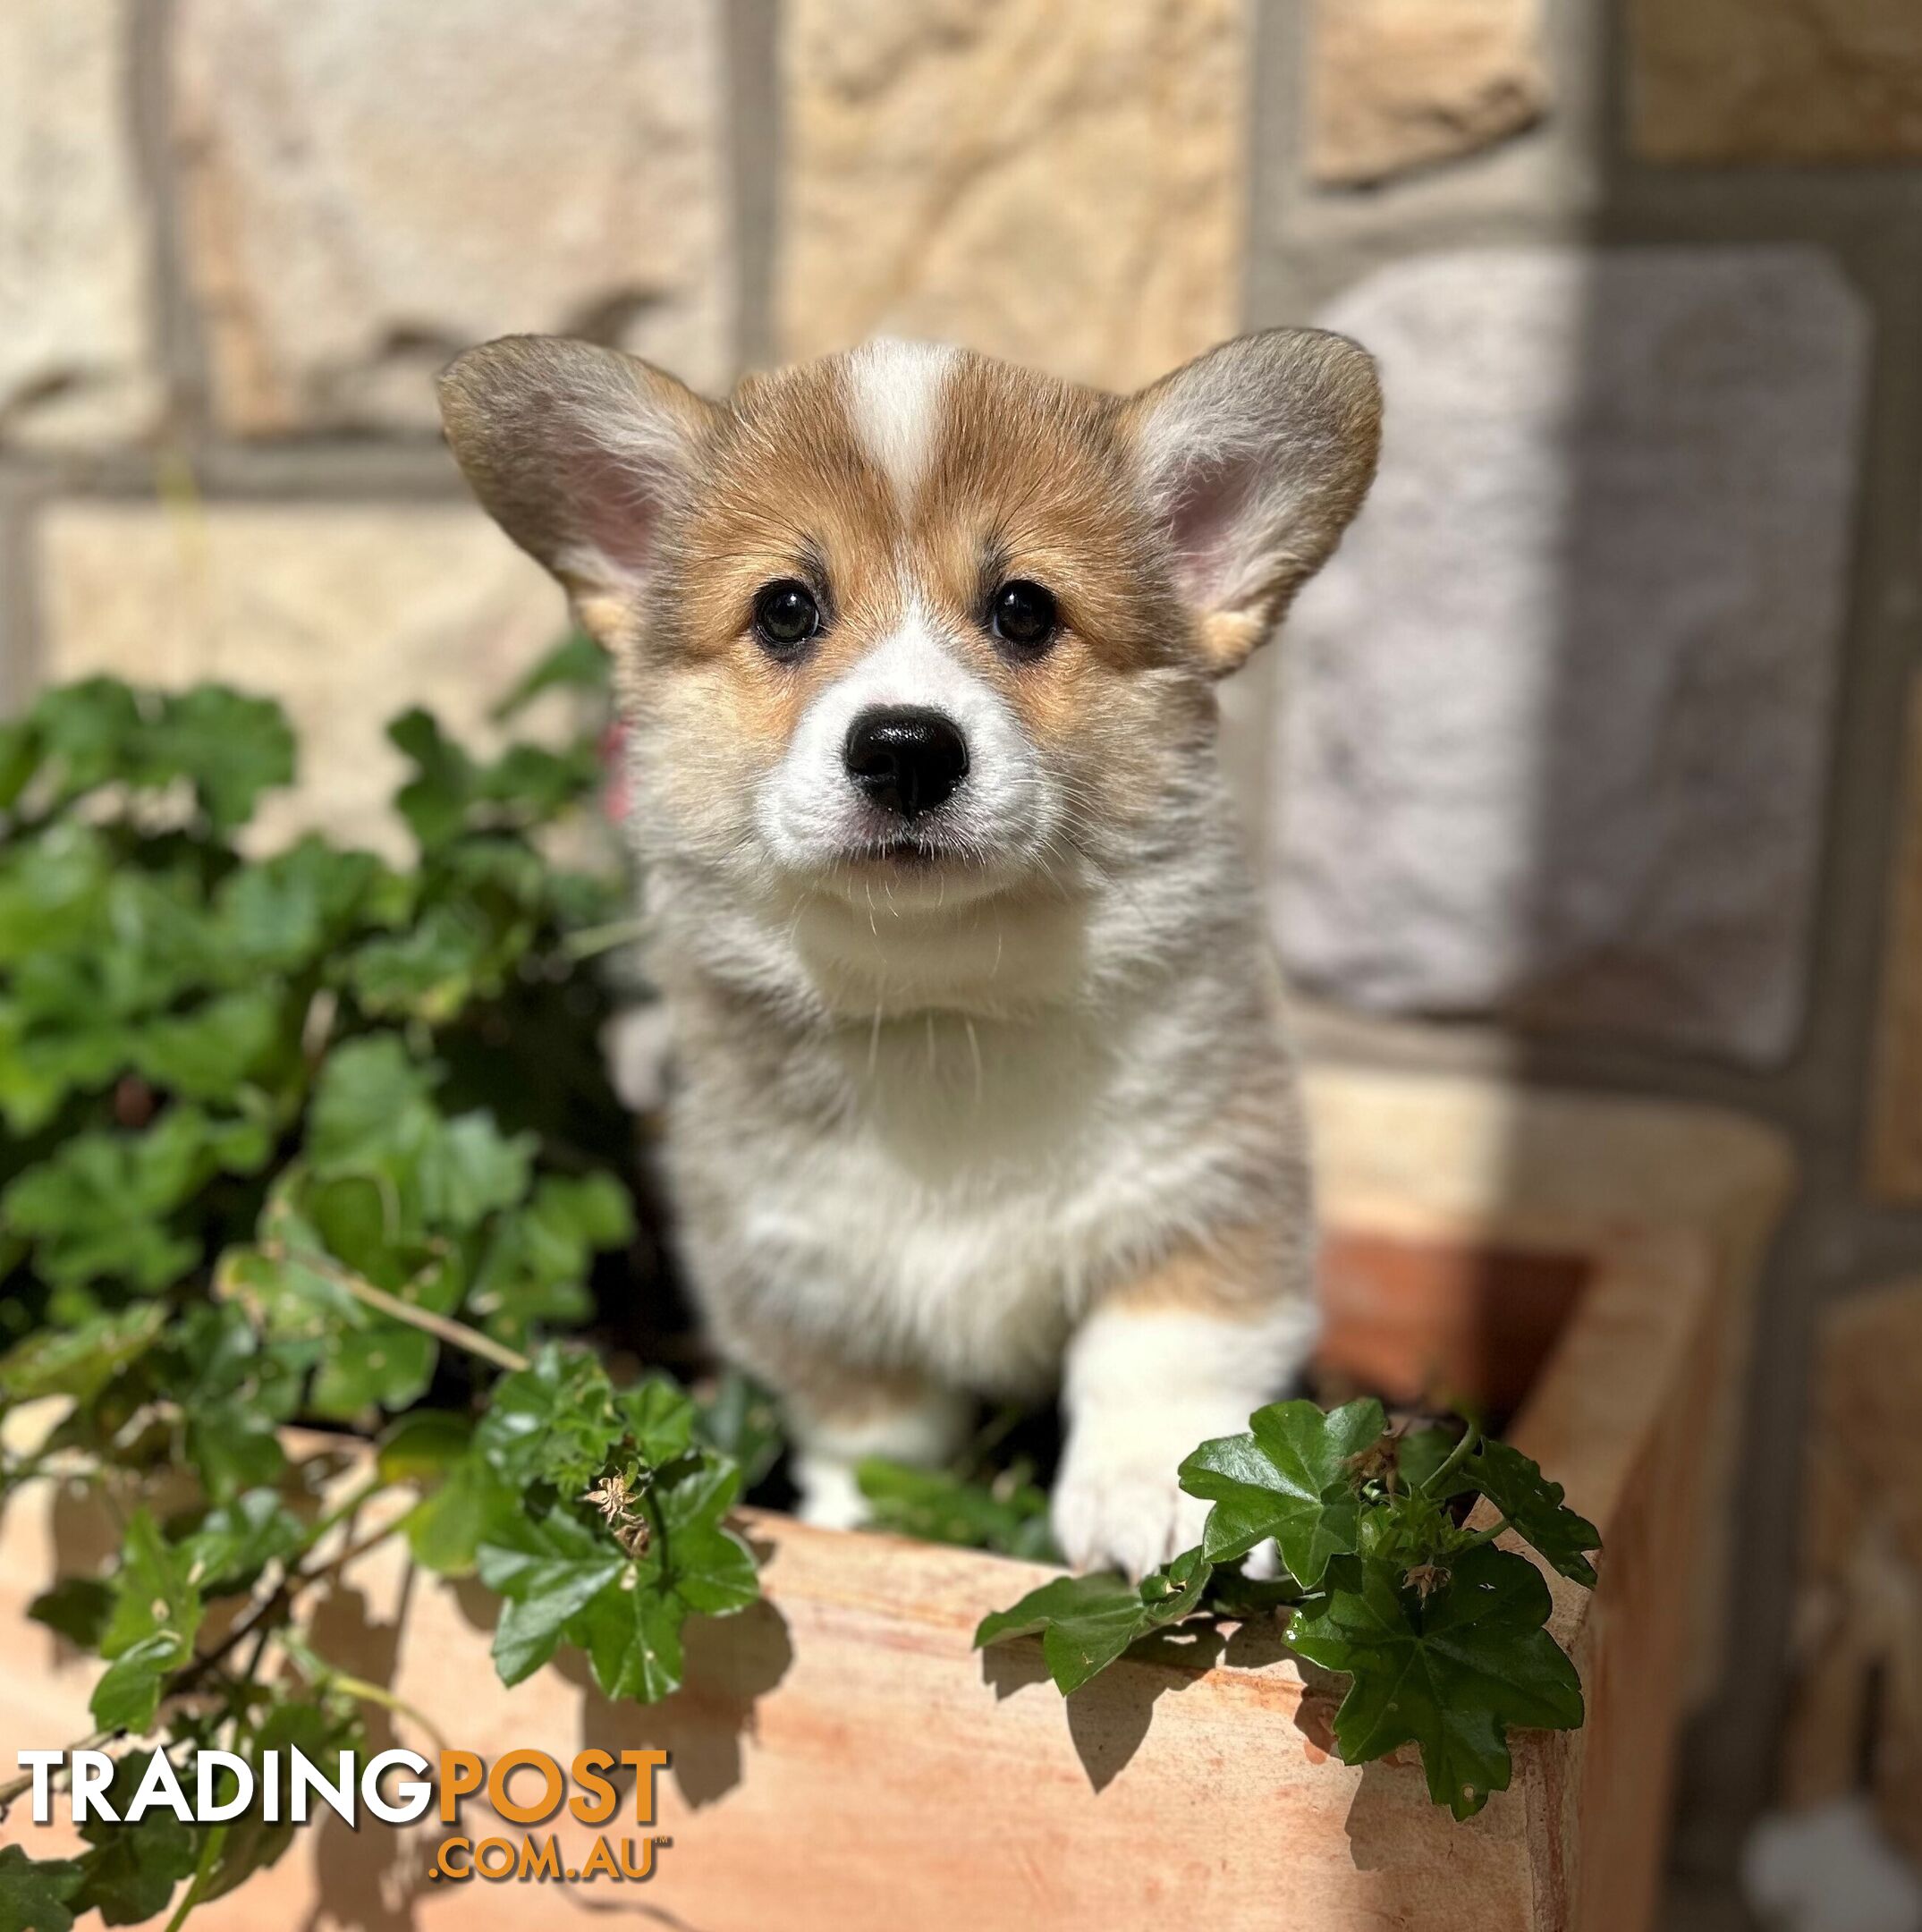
[1051,1436,1215,1580]
[792,1453,868,1533]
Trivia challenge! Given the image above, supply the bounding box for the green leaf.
[975,1545,1215,1695]
[216,836,392,970]
[134,988,283,1101]
[72,1750,199,1925]
[166,1303,299,1501]
[0,716,38,811]
[27,1574,115,1649]
[0,1846,86,1932]
[181,1490,306,1591]
[144,685,295,830]
[28,677,144,804]
[619,1376,696,1469]
[1178,1396,1385,1585]
[1287,1544,1586,1820]
[99,1509,202,1664]
[199,1698,363,1904]
[1394,1424,1477,1499]
[402,1451,515,1577]
[186,1403,289,1504]
[90,1626,192,1732]
[3,1108,270,1290]
[307,1321,436,1420]
[1467,1439,1602,1588]
[664,1523,758,1617]
[387,709,476,851]
[491,631,610,722]
[573,1575,687,1703]
[473,1345,622,1492]
[377,1410,472,1484]
[306,1035,531,1237]
[344,905,495,1021]
[306,1032,439,1183]
[695,1370,785,1489]
[857,1458,1057,1561]
[417,1112,533,1229]
[477,1504,626,1685]
[0,1303,166,1402]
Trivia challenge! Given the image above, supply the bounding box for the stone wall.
[4,0,1922,1913]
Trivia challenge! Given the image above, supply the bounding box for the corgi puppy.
[439,329,1381,1577]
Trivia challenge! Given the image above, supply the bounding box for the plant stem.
[1421,1418,1482,1496]
[259,1241,529,1374]
[1456,1514,1513,1552]
[164,1818,227,1932]
[560,916,651,960]
[325,1674,449,1752]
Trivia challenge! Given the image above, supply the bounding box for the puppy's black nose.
[842,707,969,820]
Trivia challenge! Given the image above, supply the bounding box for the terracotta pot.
[0,1066,1791,1932]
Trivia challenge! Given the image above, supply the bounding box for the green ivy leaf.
[3,1107,270,1290]
[619,1376,696,1469]
[1178,1396,1385,1584]
[27,677,145,805]
[215,836,393,970]
[99,1508,202,1664]
[477,1504,627,1685]
[402,1450,515,1577]
[0,1846,87,1932]
[473,1345,622,1492]
[134,988,284,1102]
[181,1490,306,1592]
[857,1458,1056,1561]
[377,1410,471,1484]
[572,1577,687,1704]
[308,1322,436,1421]
[0,1303,166,1402]
[343,905,495,1021]
[72,1750,200,1925]
[388,710,477,851]
[974,1545,1214,1694]
[90,1627,192,1733]
[1394,1424,1477,1499]
[143,685,295,831]
[491,630,610,722]
[1287,1544,1586,1820]
[1465,1439,1601,1587]
[306,1035,531,1238]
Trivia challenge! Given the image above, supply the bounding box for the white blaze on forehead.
[844,338,958,505]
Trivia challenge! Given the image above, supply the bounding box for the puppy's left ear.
[1124,328,1381,676]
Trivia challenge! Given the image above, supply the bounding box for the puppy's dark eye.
[752,580,821,657]
[989,580,1058,657]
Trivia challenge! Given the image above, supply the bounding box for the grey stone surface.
[0,0,158,445]
[171,0,735,434]
[1274,247,1870,1064]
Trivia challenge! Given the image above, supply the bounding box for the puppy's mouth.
[847,832,972,871]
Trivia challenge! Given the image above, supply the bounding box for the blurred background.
[1,2,1917,1925]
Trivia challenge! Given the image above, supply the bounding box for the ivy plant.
[0,652,762,1927]
[976,1400,1600,1819]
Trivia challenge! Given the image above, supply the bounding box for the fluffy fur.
[439,329,1381,1575]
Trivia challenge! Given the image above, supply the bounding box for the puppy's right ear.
[437,335,720,646]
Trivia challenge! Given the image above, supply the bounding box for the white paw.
[792,1453,868,1532]
[1051,1434,1215,1580]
